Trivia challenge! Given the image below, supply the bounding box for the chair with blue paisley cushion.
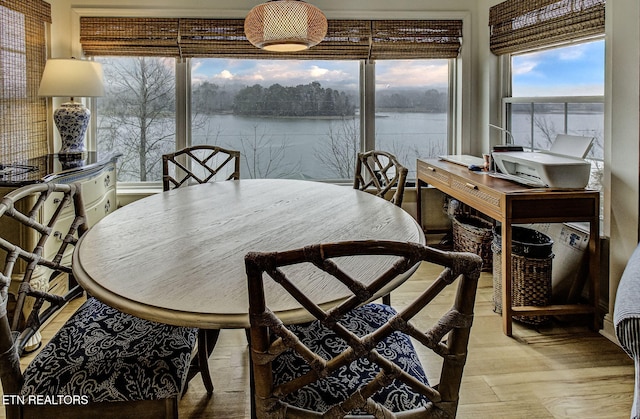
[353,150,409,306]
[162,144,242,395]
[246,240,482,418]
[0,183,197,419]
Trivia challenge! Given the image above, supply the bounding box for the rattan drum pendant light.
[245,0,328,52]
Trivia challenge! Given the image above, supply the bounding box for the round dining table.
[73,179,425,329]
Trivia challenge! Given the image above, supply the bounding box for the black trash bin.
[492,225,554,325]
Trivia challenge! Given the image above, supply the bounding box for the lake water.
[190,112,448,179]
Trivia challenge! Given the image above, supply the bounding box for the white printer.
[491,134,594,189]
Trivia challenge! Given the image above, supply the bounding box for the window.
[190,59,360,180]
[96,57,176,182]
[490,0,605,191]
[504,39,605,190]
[375,60,449,178]
[82,17,462,185]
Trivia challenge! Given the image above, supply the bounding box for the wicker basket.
[452,215,493,271]
[492,226,554,326]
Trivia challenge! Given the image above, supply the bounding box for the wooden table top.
[73,179,425,329]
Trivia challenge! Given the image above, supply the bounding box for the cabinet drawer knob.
[427,166,436,172]
[104,175,111,187]
[465,183,478,190]
[104,200,111,214]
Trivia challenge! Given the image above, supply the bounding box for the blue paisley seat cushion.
[21,297,197,402]
[273,303,430,413]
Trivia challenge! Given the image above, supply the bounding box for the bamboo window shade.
[0,0,51,163]
[489,0,605,55]
[79,17,462,60]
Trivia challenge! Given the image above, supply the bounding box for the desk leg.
[501,222,513,337]
[416,179,424,229]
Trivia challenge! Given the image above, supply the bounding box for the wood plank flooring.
[10,262,635,418]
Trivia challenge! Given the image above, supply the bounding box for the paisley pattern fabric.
[273,303,430,413]
[21,297,197,402]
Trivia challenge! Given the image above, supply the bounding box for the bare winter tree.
[314,117,359,179]
[97,57,176,182]
[380,137,445,167]
[238,125,300,179]
[533,114,559,150]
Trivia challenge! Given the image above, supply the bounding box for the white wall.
[46,0,640,339]
[602,0,640,339]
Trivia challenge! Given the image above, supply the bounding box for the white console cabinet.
[0,153,120,343]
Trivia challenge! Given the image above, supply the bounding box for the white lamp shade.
[38,59,104,98]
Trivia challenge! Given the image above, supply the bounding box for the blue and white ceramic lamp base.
[54,101,90,159]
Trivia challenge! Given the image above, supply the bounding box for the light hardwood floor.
[11,262,636,418]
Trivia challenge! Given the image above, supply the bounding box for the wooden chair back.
[354,150,408,207]
[162,145,241,191]
[246,240,482,418]
[0,183,87,356]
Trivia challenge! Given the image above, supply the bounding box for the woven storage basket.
[452,215,493,271]
[492,226,554,326]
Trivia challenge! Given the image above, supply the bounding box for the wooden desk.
[73,179,425,329]
[416,159,600,337]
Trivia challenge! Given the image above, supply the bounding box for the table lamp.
[38,58,104,158]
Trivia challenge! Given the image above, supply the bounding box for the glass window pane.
[567,102,604,160]
[375,60,449,178]
[191,59,359,181]
[96,57,176,182]
[509,102,604,157]
[511,40,604,97]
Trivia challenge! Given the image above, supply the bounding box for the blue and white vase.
[54,101,91,156]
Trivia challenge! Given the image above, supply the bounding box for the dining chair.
[353,150,409,305]
[0,183,197,419]
[162,144,241,394]
[162,144,241,191]
[353,150,408,207]
[246,240,482,418]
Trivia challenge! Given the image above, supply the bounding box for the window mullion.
[175,58,190,150]
[361,60,375,152]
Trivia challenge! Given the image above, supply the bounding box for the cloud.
[512,59,539,76]
[309,65,328,78]
[557,44,587,60]
[376,61,448,88]
[218,70,234,80]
